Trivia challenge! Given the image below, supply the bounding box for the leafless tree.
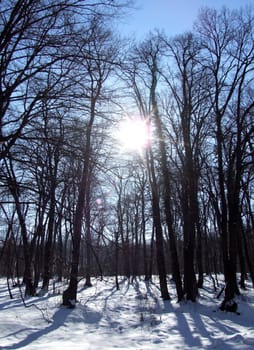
[62,17,121,307]
[195,5,254,308]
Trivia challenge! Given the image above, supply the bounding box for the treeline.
[0,234,225,281]
[0,0,254,310]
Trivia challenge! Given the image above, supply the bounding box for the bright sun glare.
[116,118,151,153]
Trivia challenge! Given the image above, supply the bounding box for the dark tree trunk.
[160,151,183,301]
[224,202,240,300]
[182,189,197,301]
[84,202,92,288]
[115,230,120,290]
[56,213,64,282]
[62,275,78,308]
[62,86,98,306]
[242,189,254,289]
[242,226,254,289]
[237,224,246,290]
[147,151,170,300]
[196,210,204,289]
[215,112,236,307]
[62,169,86,307]
[147,224,155,281]
[8,176,36,296]
[152,193,170,300]
[42,187,56,292]
[181,146,198,301]
[141,189,149,280]
[150,61,183,301]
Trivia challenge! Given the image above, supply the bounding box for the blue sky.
[119,0,251,38]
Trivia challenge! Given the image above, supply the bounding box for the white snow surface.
[0,275,254,349]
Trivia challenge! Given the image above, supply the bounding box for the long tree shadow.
[2,306,72,349]
[141,279,214,348]
[175,309,203,348]
[79,276,127,304]
[0,285,54,312]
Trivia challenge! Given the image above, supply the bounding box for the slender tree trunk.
[147,151,170,300]
[242,224,254,289]
[150,63,183,301]
[182,185,197,301]
[42,184,56,292]
[9,179,36,296]
[223,199,240,301]
[141,189,149,280]
[151,192,170,300]
[237,219,246,289]
[62,169,86,307]
[196,202,204,289]
[85,206,92,287]
[115,230,120,290]
[216,112,233,305]
[62,87,97,306]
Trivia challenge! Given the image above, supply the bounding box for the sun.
[115,118,151,153]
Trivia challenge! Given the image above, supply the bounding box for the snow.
[0,275,254,349]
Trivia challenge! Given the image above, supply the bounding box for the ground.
[0,275,254,349]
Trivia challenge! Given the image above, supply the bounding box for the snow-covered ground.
[0,275,254,349]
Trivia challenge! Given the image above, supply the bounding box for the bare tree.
[161,32,213,299]
[62,18,120,307]
[196,6,254,309]
[0,0,133,159]
[121,36,178,300]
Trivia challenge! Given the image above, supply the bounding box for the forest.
[0,0,254,315]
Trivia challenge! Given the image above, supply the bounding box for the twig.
[18,284,51,323]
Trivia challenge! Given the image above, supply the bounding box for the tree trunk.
[9,178,36,296]
[150,60,183,301]
[62,169,86,307]
[152,193,170,300]
[182,188,197,301]
[41,188,56,292]
[141,188,149,280]
[237,224,246,290]
[224,204,240,300]
[147,151,170,300]
[115,230,120,290]
[196,205,204,289]
[84,197,92,287]
[242,225,254,289]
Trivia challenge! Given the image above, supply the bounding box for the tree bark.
[147,151,170,300]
